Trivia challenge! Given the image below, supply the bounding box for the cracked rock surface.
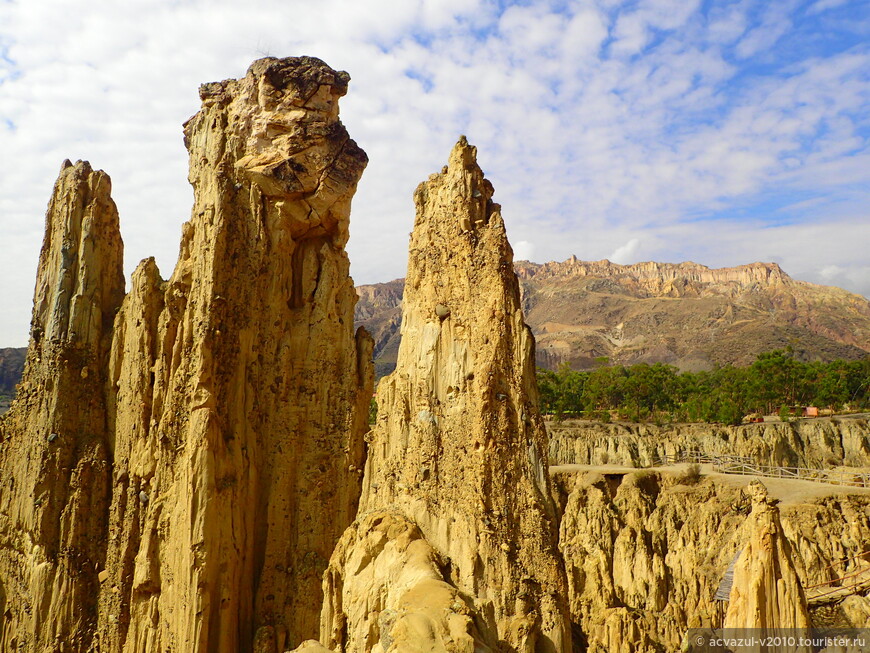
[320,138,571,653]
[0,56,372,653]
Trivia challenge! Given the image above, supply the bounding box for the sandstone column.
[321,137,571,653]
[0,160,125,650]
[96,57,372,653]
[724,481,811,652]
[2,57,373,653]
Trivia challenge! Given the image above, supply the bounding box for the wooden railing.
[803,551,870,605]
[805,565,870,605]
[649,451,870,488]
[651,451,753,467]
[714,547,870,607]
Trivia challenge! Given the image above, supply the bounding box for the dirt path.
[551,462,870,505]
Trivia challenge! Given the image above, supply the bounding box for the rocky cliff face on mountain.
[356,258,870,374]
[354,279,404,378]
[518,258,870,371]
[318,138,571,653]
[0,56,372,653]
[0,348,26,403]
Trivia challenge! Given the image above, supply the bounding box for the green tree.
[583,365,627,412]
[813,361,849,412]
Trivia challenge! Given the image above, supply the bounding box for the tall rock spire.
[724,481,811,638]
[321,137,570,653]
[0,56,373,653]
[96,56,373,653]
[0,160,125,650]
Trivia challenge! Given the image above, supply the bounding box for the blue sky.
[0,0,868,346]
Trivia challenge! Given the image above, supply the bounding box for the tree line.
[536,349,870,425]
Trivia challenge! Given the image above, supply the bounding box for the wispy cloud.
[0,0,868,345]
[610,238,642,264]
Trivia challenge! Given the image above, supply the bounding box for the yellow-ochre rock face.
[553,470,870,653]
[724,482,811,631]
[2,58,869,653]
[0,159,125,651]
[320,137,572,653]
[0,56,372,653]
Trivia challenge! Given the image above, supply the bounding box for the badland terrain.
[356,260,870,377]
[0,56,868,653]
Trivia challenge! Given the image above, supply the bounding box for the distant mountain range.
[0,348,26,412]
[356,258,870,376]
[4,258,869,393]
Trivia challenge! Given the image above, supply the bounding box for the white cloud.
[707,1,750,44]
[513,240,536,262]
[734,2,795,59]
[820,264,846,280]
[807,0,852,14]
[609,238,641,264]
[0,0,868,346]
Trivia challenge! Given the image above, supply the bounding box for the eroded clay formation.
[0,56,372,653]
[1,56,864,653]
[0,160,124,651]
[318,138,571,653]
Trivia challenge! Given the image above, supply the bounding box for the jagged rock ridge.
[356,258,870,374]
[319,138,571,653]
[0,159,125,649]
[548,417,870,470]
[0,56,372,653]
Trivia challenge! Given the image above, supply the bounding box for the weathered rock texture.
[0,57,372,653]
[0,160,125,650]
[321,138,570,653]
[724,482,810,633]
[554,470,870,652]
[322,511,491,653]
[98,56,372,653]
[355,258,870,374]
[548,417,870,469]
[354,280,404,378]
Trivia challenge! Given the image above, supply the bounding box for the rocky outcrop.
[555,469,870,652]
[724,482,810,632]
[321,511,490,653]
[548,418,870,469]
[515,258,795,290]
[96,56,372,653]
[557,469,740,652]
[0,160,125,650]
[321,138,570,653]
[354,280,404,377]
[0,57,372,653]
[516,258,870,370]
[355,257,870,373]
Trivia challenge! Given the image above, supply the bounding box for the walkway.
[651,451,870,488]
[803,551,870,606]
